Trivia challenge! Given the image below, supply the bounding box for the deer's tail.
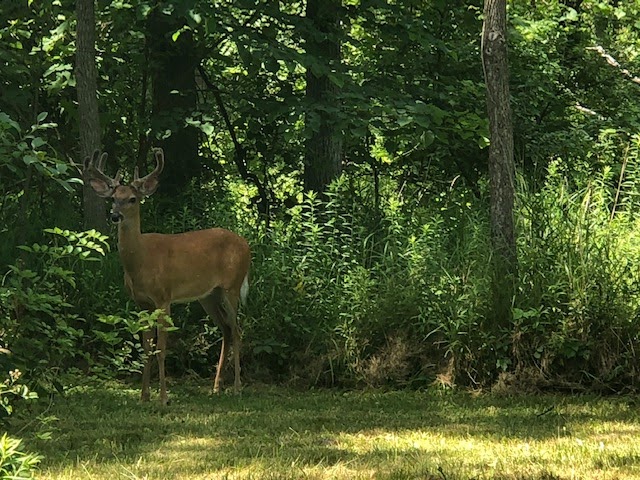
[240,273,249,307]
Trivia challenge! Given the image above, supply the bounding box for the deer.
[83,148,251,405]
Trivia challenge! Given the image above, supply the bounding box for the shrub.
[240,178,492,388]
[0,433,41,480]
[0,228,110,391]
[0,370,40,480]
[515,156,640,388]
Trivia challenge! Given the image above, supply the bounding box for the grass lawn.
[13,380,640,479]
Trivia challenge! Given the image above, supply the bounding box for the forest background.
[2,0,640,421]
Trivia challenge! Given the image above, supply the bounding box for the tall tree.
[482,0,517,329]
[76,0,107,231]
[148,7,200,196]
[303,0,343,193]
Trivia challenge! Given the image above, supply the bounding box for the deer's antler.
[82,150,121,197]
[132,148,164,196]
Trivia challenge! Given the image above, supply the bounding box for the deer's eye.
[129,197,137,204]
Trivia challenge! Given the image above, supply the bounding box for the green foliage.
[510,0,640,177]
[0,369,37,419]
[93,309,178,377]
[0,229,109,391]
[515,153,640,386]
[242,177,491,387]
[0,433,41,480]
[0,1,74,123]
[0,112,79,194]
[0,370,41,480]
[236,143,640,389]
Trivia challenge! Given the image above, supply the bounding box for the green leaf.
[397,115,413,127]
[327,73,344,88]
[31,137,47,149]
[477,136,490,149]
[171,26,191,42]
[188,10,202,24]
[0,112,20,132]
[561,7,578,22]
[23,154,38,165]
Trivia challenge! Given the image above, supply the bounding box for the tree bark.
[482,0,517,329]
[148,10,199,196]
[76,0,107,232]
[303,0,343,194]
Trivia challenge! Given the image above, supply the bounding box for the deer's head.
[83,148,165,224]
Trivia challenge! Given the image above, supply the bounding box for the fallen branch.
[587,45,640,86]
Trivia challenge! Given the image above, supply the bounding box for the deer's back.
[124,228,250,306]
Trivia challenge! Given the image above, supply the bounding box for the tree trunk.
[482,0,517,330]
[76,0,107,232]
[148,11,199,196]
[303,0,343,194]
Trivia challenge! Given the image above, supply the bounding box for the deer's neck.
[117,211,145,275]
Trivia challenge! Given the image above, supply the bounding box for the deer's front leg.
[157,330,168,405]
[141,328,154,402]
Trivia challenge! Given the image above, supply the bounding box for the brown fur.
[84,149,251,405]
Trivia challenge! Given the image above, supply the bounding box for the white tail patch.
[240,273,249,306]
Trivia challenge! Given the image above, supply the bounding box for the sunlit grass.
[11,380,640,479]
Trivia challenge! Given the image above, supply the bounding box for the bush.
[515,157,640,388]
[240,177,492,388]
[0,370,40,480]
[0,433,41,480]
[237,160,640,391]
[0,369,37,419]
[0,228,112,391]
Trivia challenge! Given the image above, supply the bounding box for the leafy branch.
[197,64,271,222]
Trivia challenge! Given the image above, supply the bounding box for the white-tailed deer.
[83,148,250,405]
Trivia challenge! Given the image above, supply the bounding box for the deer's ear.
[88,178,115,197]
[138,177,159,197]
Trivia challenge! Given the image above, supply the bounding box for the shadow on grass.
[12,380,640,479]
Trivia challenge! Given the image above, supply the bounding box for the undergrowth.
[2,150,640,395]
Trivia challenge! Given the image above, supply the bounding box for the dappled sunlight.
[25,386,640,480]
[163,435,225,449]
[329,424,640,480]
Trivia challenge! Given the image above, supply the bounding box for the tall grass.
[239,155,640,390]
[515,155,640,389]
[241,178,493,388]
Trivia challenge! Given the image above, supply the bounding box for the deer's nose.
[110,212,123,223]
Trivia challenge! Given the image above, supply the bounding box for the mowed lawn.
[16,380,640,480]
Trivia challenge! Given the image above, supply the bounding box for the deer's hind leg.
[199,287,241,394]
[156,304,172,406]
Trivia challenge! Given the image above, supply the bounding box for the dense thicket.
[1,0,640,406]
